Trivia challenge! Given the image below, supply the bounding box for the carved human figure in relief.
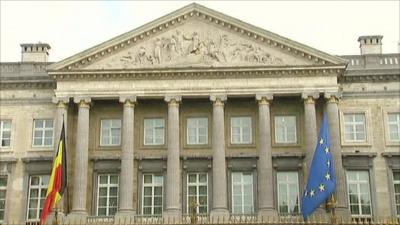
[136,47,148,65]
[154,38,162,64]
[184,32,200,55]
[172,30,184,56]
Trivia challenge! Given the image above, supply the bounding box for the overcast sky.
[1,1,399,62]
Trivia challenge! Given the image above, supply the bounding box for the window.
[27,175,49,221]
[187,118,208,145]
[142,174,163,215]
[97,174,119,216]
[277,172,300,215]
[275,116,297,144]
[0,120,11,148]
[231,172,253,214]
[0,176,7,222]
[100,119,121,146]
[187,173,208,214]
[33,119,54,147]
[231,117,252,144]
[344,114,366,142]
[346,171,372,217]
[144,119,165,145]
[388,113,400,142]
[393,172,400,216]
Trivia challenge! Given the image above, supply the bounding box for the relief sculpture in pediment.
[117,29,284,68]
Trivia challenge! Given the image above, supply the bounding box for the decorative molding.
[49,66,344,81]
[339,74,400,83]
[0,81,55,90]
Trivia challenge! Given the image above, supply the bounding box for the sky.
[1,1,399,62]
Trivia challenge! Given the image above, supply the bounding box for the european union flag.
[301,113,336,219]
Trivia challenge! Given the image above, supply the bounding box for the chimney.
[20,43,51,62]
[358,35,383,55]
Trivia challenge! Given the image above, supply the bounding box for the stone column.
[325,93,351,217]
[210,95,229,220]
[51,97,69,219]
[256,94,277,218]
[69,97,91,220]
[302,93,319,178]
[116,96,137,221]
[164,96,182,219]
[302,93,327,218]
[52,97,69,140]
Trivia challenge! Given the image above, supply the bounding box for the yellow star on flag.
[319,184,325,192]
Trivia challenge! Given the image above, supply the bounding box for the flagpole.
[327,194,337,225]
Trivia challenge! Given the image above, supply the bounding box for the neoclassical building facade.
[0,3,399,224]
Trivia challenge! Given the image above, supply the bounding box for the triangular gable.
[48,3,346,71]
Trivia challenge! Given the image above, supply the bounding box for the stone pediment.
[49,3,347,72]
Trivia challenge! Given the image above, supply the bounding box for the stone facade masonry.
[0,3,399,224]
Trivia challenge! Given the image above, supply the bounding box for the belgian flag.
[40,121,67,225]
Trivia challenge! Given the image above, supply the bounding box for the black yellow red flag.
[40,121,67,225]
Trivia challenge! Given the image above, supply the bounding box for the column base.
[210,208,230,222]
[114,210,136,223]
[66,211,88,224]
[162,208,182,223]
[257,208,278,221]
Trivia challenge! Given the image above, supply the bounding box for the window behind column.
[0,176,7,222]
[96,174,119,216]
[277,171,300,215]
[393,171,400,216]
[346,171,372,217]
[0,120,11,148]
[187,118,208,145]
[231,172,254,214]
[144,119,165,145]
[388,113,400,142]
[274,116,296,144]
[142,174,163,215]
[343,114,366,142]
[187,173,208,214]
[100,119,121,146]
[32,119,54,147]
[26,175,49,221]
[230,117,252,144]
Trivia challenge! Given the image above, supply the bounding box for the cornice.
[0,81,55,90]
[339,74,400,83]
[48,3,346,71]
[49,66,344,81]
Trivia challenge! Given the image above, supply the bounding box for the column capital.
[324,92,341,103]
[256,93,273,105]
[119,95,137,107]
[210,95,227,106]
[73,97,91,107]
[52,97,70,108]
[301,93,319,104]
[164,95,181,106]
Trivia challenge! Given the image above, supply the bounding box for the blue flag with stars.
[301,113,336,219]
